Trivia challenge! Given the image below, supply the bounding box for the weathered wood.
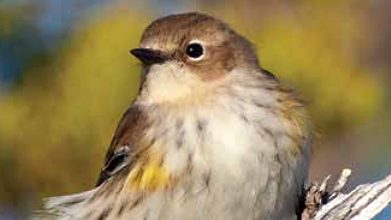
[302,169,391,220]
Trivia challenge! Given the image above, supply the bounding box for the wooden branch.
[302,169,391,220]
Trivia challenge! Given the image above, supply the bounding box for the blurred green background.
[0,0,390,218]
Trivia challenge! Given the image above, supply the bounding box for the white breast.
[136,82,309,220]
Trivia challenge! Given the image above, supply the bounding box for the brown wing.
[96,105,148,186]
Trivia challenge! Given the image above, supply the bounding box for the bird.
[38,12,312,220]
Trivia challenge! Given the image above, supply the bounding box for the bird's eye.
[186,42,204,60]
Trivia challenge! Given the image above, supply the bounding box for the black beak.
[130,48,168,65]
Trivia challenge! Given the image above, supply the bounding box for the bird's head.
[131,12,262,105]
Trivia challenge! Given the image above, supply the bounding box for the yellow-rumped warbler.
[39,12,312,220]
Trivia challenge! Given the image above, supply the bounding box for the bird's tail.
[32,188,99,219]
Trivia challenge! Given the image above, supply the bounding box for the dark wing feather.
[261,68,277,80]
[96,105,147,186]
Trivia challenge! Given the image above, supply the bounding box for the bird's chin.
[136,62,206,106]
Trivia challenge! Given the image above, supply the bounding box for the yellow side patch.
[125,154,172,191]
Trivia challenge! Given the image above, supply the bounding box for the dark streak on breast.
[97,206,111,220]
[176,119,185,149]
[196,119,206,134]
[176,130,185,149]
[127,196,143,212]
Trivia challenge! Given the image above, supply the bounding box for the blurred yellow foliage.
[0,7,146,205]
